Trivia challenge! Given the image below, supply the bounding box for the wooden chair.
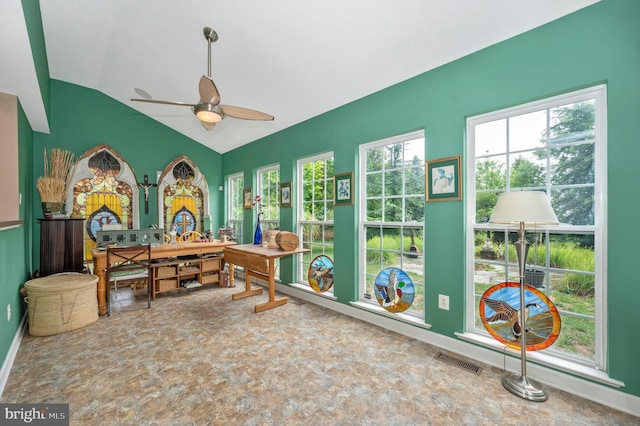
[179,230,202,242]
[106,244,151,315]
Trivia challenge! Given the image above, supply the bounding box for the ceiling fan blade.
[131,98,196,107]
[199,75,221,105]
[221,105,274,121]
[200,121,216,131]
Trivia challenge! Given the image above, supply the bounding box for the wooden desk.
[92,241,235,315]
[224,244,310,312]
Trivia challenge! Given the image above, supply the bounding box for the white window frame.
[358,130,426,319]
[296,152,335,290]
[465,85,607,371]
[257,164,280,279]
[257,164,280,230]
[227,172,244,242]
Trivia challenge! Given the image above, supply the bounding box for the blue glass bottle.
[253,213,262,244]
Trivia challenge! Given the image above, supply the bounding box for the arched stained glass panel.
[67,146,139,263]
[158,157,209,236]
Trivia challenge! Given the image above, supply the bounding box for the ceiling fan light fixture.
[131,27,273,132]
[195,103,223,123]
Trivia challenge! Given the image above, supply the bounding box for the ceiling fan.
[131,27,274,130]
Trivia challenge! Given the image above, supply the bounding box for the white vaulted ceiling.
[2,0,599,153]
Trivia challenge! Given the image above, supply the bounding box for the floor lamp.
[489,190,558,402]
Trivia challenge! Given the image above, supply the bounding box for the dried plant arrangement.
[36,148,75,203]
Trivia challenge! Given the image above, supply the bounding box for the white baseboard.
[275,282,640,418]
[0,312,27,398]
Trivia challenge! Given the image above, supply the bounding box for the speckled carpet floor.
[2,281,638,425]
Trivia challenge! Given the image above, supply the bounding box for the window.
[359,131,425,317]
[227,173,244,242]
[466,85,607,369]
[297,153,334,289]
[257,165,280,231]
[257,165,280,278]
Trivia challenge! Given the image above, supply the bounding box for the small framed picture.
[426,155,462,202]
[115,232,126,244]
[243,188,253,209]
[280,181,292,208]
[96,230,114,246]
[128,231,138,244]
[150,230,164,244]
[333,172,354,205]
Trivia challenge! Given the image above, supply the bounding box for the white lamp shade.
[489,190,559,226]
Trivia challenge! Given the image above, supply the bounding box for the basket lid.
[25,273,98,291]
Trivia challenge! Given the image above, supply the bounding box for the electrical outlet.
[438,294,450,311]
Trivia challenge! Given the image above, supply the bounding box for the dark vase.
[253,214,262,245]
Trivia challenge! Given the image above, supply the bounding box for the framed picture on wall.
[333,172,354,205]
[280,181,292,208]
[243,188,253,209]
[426,155,462,202]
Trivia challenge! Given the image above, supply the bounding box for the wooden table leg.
[228,262,235,288]
[254,258,288,312]
[94,257,108,315]
[231,268,264,300]
[150,267,156,301]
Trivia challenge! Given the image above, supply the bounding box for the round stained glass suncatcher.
[87,205,121,242]
[307,255,334,293]
[479,282,561,351]
[373,267,415,313]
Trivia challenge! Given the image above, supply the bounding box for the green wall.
[31,80,224,266]
[0,104,34,371]
[222,0,640,397]
[0,0,42,379]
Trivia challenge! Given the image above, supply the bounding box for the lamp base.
[502,374,548,402]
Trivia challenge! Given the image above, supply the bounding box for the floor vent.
[434,351,482,375]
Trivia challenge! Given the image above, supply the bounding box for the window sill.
[289,282,337,301]
[350,301,431,330]
[456,331,624,388]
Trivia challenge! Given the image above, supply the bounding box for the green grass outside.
[475,241,596,359]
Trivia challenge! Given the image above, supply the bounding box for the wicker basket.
[24,274,99,336]
[201,258,221,272]
[201,272,219,285]
[524,269,545,288]
[155,265,177,278]
[157,279,178,292]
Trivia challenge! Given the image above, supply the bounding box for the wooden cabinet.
[151,256,224,299]
[38,218,85,276]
